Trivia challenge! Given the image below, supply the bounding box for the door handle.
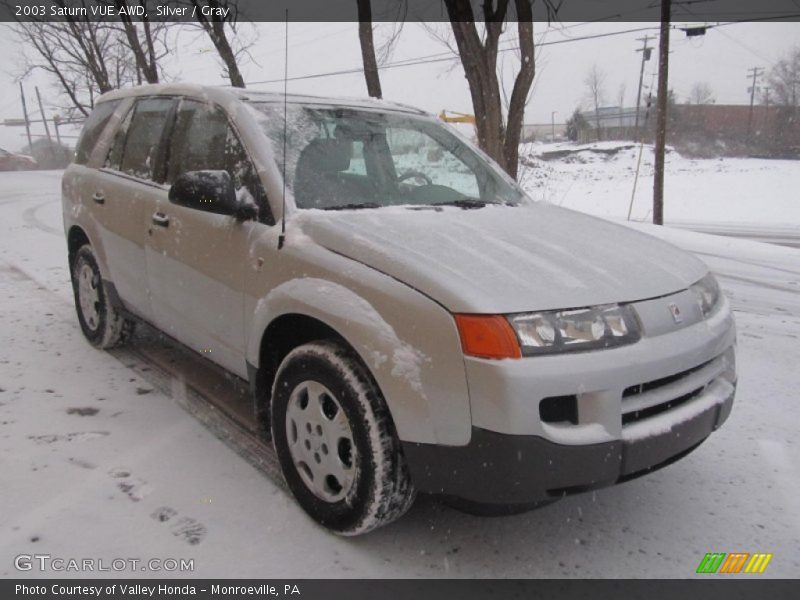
[151,212,170,228]
[92,192,105,205]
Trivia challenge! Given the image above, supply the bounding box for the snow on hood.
[294,203,708,314]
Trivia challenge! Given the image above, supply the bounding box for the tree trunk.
[444,0,537,180]
[357,0,382,99]
[116,7,159,84]
[191,0,246,88]
[502,10,535,180]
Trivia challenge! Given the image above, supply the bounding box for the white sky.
[1,20,798,152]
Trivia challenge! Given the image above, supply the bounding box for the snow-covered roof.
[96,83,428,116]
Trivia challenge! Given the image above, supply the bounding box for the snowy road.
[668,222,800,250]
[1,171,799,578]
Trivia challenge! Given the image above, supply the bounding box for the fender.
[246,276,472,446]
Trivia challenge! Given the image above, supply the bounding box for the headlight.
[507,304,640,356]
[689,273,721,318]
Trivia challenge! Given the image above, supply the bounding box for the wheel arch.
[67,225,91,268]
[250,312,357,439]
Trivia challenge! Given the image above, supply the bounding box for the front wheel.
[271,340,415,535]
[71,245,134,349]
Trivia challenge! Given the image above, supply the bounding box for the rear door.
[146,99,270,377]
[88,96,177,321]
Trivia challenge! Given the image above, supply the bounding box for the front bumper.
[403,291,737,507]
[403,378,735,506]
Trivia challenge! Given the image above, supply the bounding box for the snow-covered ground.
[520,141,800,235]
[1,168,799,578]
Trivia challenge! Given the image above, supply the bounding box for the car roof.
[96,84,428,116]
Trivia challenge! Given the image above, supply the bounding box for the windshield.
[249,102,524,210]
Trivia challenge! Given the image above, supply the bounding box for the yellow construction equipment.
[438,110,476,126]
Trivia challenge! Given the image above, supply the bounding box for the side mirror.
[169,170,257,221]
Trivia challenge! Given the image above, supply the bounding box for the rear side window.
[113,97,175,181]
[105,106,133,172]
[74,100,120,165]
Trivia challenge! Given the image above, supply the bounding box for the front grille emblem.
[668,302,683,324]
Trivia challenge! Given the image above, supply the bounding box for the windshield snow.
[248,102,524,210]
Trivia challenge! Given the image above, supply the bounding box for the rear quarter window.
[74,100,121,165]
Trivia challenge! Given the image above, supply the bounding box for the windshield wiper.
[430,198,490,209]
[322,202,382,211]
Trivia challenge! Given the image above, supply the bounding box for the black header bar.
[1,0,800,23]
[4,579,800,600]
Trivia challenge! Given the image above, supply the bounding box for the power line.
[677,2,799,63]
[246,25,665,86]
[245,15,800,89]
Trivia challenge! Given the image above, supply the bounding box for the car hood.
[294,203,708,313]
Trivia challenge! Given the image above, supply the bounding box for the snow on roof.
[96,83,428,116]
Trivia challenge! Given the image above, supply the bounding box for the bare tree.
[768,45,800,108]
[356,1,407,99]
[12,1,173,117]
[584,63,606,140]
[185,0,256,88]
[688,81,715,105]
[13,20,139,116]
[114,1,168,84]
[357,0,382,98]
[442,0,556,179]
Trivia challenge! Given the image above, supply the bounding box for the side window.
[105,106,133,171]
[168,100,273,224]
[113,97,174,181]
[166,101,229,181]
[75,100,120,165]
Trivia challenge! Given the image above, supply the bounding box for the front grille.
[623,359,712,398]
[622,386,704,425]
[621,357,722,426]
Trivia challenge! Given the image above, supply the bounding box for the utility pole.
[19,82,33,150]
[551,111,557,142]
[653,0,670,226]
[747,67,764,138]
[53,115,62,145]
[628,87,655,221]
[35,86,52,143]
[634,35,653,140]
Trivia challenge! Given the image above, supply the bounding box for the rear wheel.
[71,245,134,349]
[271,340,415,535]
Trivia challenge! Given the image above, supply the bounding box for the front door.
[145,99,270,378]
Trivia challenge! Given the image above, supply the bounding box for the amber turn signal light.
[454,314,521,360]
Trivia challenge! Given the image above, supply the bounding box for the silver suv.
[63,84,737,535]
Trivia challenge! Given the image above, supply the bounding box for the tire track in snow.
[0,258,287,493]
[22,199,62,237]
[757,439,800,538]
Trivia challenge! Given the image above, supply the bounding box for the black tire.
[271,340,416,535]
[70,245,134,349]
